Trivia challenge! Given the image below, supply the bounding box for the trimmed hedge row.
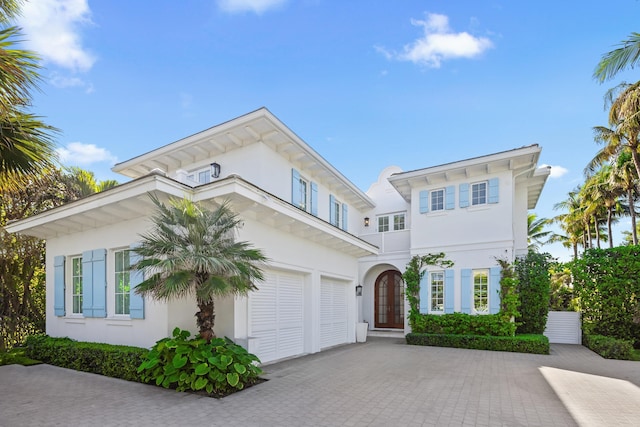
[411,312,514,337]
[25,335,147,382]
[583,334,635,360]
[406,333,549,354]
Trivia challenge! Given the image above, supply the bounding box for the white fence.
[544,311,581,344]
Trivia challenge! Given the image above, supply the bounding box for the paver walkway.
[1,338,639,426]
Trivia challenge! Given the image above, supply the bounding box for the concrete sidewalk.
[1,338,639,426]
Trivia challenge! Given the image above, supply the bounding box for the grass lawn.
[0,347,41,366]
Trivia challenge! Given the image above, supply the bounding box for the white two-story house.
[6,108,549,363]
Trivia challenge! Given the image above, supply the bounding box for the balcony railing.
[359,229,410,254]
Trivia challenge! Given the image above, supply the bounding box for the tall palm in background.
[527,213,552,251]
[0,0,57,185]
[612,151,639,244]
[64,166,119,197]
[132,196,267,342]
[553,188,586,260]
[594,32,640,83]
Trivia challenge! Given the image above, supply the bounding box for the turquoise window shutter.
[419,273,429,314]
[445,186,455,210]
[82,250,94,317]
[459,184,469,208]
[310,181,318,216]
[419,190,429,213]
[129,245,145,319]
[329,194,336,225]
[444,269,454,313]
[488,178,499,203]
[489,267,501,314]
[342,204,348,231]
[91,249,107,318]
[291,169,301,208]
[54,256,66,316]
[461,269,472,314]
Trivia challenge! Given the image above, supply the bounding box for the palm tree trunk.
[607,208,614,248]
[595,219,601,249]
[629,188,638,245]
[573,242,578,260]
[195,298,216,342]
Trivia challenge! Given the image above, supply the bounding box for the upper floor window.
[71,256,83,314]
[186,167,212,184]
[473,269,489,313]
[297,177,309,211]
[291,169,317,216]
[377,213,406,233]
[471,182,487,206]
[114,249,131,315]
[431,189,444,211]
[331,198,342,227]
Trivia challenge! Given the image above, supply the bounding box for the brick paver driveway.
[1,337,639,426]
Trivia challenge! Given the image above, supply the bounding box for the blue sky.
[16,0,640,261]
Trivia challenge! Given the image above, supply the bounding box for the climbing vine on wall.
[403,253,454,329]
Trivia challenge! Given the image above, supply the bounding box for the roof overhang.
[387,145,545,202]
[112,107,375,211]
[5,173,378,258]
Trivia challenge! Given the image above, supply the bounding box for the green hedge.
[583,334,635,360]
[411,312,514,337]
[406,333,549,354]
[25,335,147,382]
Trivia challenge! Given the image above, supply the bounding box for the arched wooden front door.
[374,270,404,329]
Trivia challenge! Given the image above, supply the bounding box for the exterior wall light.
[211,162,221,179]
[364,217,370,227]
[355,284,363,296]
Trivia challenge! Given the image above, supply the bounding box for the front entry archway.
[374,270,404,329]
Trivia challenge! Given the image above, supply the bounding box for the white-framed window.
[297,176,309,211]
[331,198,342,227]
[473,269,489,313]
[186,167,212,184]
[431,189,445,211]
[471,182,487,206]
[114,249,131,315]
[71,256,83,314]
[377,212,406,233]
[430,271,444,313]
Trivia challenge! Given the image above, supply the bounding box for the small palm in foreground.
[133,195,267,341]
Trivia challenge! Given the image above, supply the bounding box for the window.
[114,250,131,315]
[431,189,444,211]
[297,177,309,211]
[71,256,83,314]
[430,271,444,312]
[331,198,342,227]
[471,182,487,206]
[186,167,212,184]
[377,213,406,233]
[473,270,489,313]
[378,216,389,232]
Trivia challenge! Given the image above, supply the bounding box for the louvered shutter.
[54,256,66,316]
[129,246,145,319]
[419,190,429,213]
[459,184,469,208]
[489,267,501,314]
[445,186,455,210]
[461,269,472,314]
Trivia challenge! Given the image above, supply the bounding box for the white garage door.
[250,271,305,363]
[320,278,349,349]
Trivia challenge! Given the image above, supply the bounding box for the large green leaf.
[172,354,188,369]
[226,372,239,387]
[233,363,247,375]
[194,377,208,390]
[194,363,210,376]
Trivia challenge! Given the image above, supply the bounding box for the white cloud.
[540,164,569,178]
[19,0,96,72]
[217,0,287,14]
[50,73,94,93]
[56,142,117,166]
[381,13,493,68]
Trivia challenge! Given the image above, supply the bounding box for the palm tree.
[594,32,640,83]
[583,166,623,248]
[527,213,551,251]
[612,150,639,244]
[132,195,267,341]
[0,3,57,184]
[64,167,119,197]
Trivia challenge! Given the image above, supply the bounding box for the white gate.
[544,311,581,344]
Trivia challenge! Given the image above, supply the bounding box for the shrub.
[411,312,514,337]
[24,334,147,381]
[137,327,262,397]
[515,251,551,334]
[572,246,640,346]
[583,334,634,360]
[406,333,549,354]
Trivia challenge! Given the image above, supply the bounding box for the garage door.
[250,271,305,363]
[320,278,349,349]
